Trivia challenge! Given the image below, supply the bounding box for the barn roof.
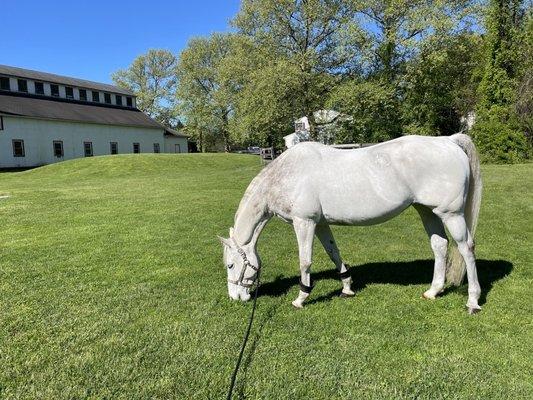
[0,64,134,96]
[164,127,188,138]
[0,93,162,129]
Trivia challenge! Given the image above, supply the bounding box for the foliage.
[473,0,530,162]
[112,49,179,127]
[320,0,479,144]
[349,0,478,80]
[115,1,532,162]
[226,0,479,146]
[515,9,533,145]
[230,60,304,148]
[401,34,483,136]
[472,106,530,163]
[327,79,401,143]
[176,34,235,152]
[231,0,357,141]
[477,0,522,108]
[0,156,532,398]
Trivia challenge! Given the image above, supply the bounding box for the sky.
[0,0,241,84]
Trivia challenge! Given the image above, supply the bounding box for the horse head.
[218,227,260,301]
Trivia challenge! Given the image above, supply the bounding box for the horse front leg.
[315,223,355,297]
[292,217,316,309]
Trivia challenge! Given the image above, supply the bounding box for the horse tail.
[446,133,483,285]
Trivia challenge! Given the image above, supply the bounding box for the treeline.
[113,0,532,163]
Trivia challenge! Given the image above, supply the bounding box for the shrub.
[472,106,530,163]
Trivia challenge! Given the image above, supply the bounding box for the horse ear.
[218,236,233,247]
[229,227,234,238]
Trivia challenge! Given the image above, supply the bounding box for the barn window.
[126,97,133,107]
[0,77,10,91]
[65,87,74,99]
[79,89,87,101]
[12,140,25,157]
[51,84,60,97]
[84,142,93,157]
[104,93,111,104]
[110,142,118,155]
[153,143,160,153]
[53,141,64,157]
[115,95,122,106]
[92,91,100,102]
[17,79,28,93]
[34,82,44,95]
[133,143,140,153]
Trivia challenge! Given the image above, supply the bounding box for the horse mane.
[233,162,275,245]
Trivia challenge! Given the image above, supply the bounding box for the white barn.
[0,65,188,168]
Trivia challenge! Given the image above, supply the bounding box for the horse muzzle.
[228,282,251,302]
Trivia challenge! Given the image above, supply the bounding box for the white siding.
[0,116,167,168]
[164,135,188,154]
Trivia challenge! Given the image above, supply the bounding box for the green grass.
[0,154,531,399]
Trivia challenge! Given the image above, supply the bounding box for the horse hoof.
[467,306,481,315]
[340,291,355,298]
[292,300,304,309]
[422,291,436,300]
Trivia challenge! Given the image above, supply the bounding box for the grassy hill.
[0,154,531,399]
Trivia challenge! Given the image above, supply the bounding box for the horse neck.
[233,177,270,248]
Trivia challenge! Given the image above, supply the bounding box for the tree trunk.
[198,130,204,153]
[307,112,318,141]
[381,19,397,83]
[221,111,231,152]
[222,131,231,153]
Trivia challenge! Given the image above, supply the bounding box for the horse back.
[264,137,470,224]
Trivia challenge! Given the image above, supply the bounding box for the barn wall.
[163,135,188,154]
[0,116,167,168]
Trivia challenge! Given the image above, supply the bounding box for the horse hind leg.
[414,205,448,300]
[439,212,481,314]
[315,223,354,297]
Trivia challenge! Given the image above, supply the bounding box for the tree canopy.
[176,34,235,152]
[112,49,179,128]
[115,0,532,162]
[472,0,531,162]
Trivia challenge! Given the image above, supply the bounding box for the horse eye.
[227,264,234,269]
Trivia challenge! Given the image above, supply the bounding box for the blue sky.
[0,0,241,84]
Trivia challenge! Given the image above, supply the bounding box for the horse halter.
[227,246,260,288]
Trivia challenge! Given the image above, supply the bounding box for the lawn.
[0,154,531,399]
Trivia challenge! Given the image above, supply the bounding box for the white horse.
[219,134,483,314]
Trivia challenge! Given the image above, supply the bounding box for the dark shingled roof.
[0,93,162,129]
[0,64,134,96]
[164,127,188,138]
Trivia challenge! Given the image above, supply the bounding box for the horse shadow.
[258,259,513,306]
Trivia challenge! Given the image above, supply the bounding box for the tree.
[472,0,530,162]
[311,0,477,143]
[327,79,401,142]
[401,33,483,136]
[515,7,533,146]
[176,34,235,152]
[230,59,303,148]
[112,49,179,127]
[232,0,358,142]
[349,0,477,79]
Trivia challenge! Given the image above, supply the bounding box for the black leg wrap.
[299,278,314,294]
[339,266,351,280]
